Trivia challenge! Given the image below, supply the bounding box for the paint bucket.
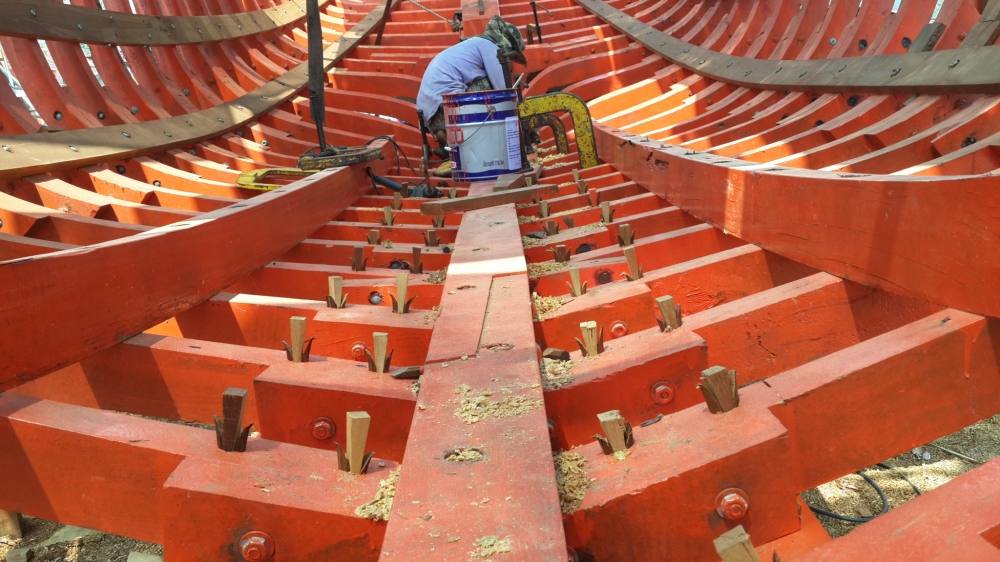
[443,88,523,181]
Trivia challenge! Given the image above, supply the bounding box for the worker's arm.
[481,43,508,89]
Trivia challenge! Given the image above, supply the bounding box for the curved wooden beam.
[0,150,390,390]
[0,1,396,180]
[578,0,1000,94]
[0,0,329,46]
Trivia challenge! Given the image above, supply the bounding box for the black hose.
[807,470,889,523]
[876,462,922,496]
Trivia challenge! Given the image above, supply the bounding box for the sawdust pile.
[527,262,568,279]
[453,384,543,424]
[554,451,592,513]
[355,468,401,522]
[469,536,512,559]
[532,293,571,319]
[537,152,567,164]
[426,270,447,284]
[423,305,441,326]
[541,358,575,390]
[522,235,544,247]
[444,448,485,463]
[804,414,1000,537]
[410,380,421,397]
[518,215,539,224]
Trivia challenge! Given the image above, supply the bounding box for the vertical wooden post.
[597,410,632,453]
[424,229,439,247]
[215,387,251,452]
[382,206,395,226]
[0,510,22,539]
[352,245,366,271]
[656,295,682,331]
[577,320,603,356]
[573,169,587,194]
[623,246,643,280]
[411,246,423,273]
[327,275,346,308]
[432,215,445,228]
[288,316,308,362]
[567,267,586,296]
[346,411,372,475]
[700,366,739,413]
[600,201,613,223]
[544,220,559,235]
[448,187,457,199]
[714,525,762,562]
[393,273,408,314]
[367,228,381,245]
[372,332,389,373]
[391,192,402,210]
[539,200,550,218]
[617,223,634,246]
[553,244,570,263]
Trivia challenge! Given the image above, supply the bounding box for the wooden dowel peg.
[539,200,550,218]
[391,273,414,313]
[656,295,682,331]
[573,169,588,194]
[346,411,372,475]
[600,201,613,223]
[553,244,570,263]
[283,315,313,362]
[400,182,412,197]
[327,275,347,308]
[366,331,392,373]
[352,245,367,271]
[424,229,439,247]
[575,320,604,356]
[588,187,600,207]
[432,215,445,228]
[595,409,634,454]
[367,228,381,245]
[214,387,253,452]
[623,245,643,280]
[544,220,559,235]
[567,267,587,296]
[714,525,762,562]
[563,216,575,228]
[382,206,395,226]
[525,174,535,186]
[391,192,402,210]
[0,510,22,539]
[699,365,739,413]
[617,223,634,246]
[448,187,457,199]
[411,246,424,273]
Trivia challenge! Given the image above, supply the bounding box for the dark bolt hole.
[389,260,411,270]
[442,246,452,254]
[97,111,106,120]
[815,120,825,127]
[576,243,592,254]
[858,38,868,50]
[368,291,383,305]
[53,111,63,121]
[595,269,613,285]
[115,165,126,174]
[962,135,977,147]
[847,95,859,107]
[901,36,912,48]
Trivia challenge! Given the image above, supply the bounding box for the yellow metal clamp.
[518,92,599,169]
[236,168,315,191]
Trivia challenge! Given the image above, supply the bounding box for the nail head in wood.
[699,365,739,413]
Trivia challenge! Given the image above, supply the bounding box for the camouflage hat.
[480,16,527,64]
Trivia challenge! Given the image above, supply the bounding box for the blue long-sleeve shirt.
[416,37,507,125]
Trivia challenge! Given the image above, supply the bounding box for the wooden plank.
[419,184,558,215]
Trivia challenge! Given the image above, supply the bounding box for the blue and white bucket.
[443,88,523,182]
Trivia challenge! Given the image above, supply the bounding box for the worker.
[416,16,527,157]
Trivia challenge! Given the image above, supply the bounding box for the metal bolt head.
[238,531,274,561]
[351,343,367,361]
[650,382,675,405]
[715,488,749,521]
[311,417,335,441]
[609,321,628,338]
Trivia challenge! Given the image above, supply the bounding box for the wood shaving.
[518,215,539,224]
[532,292,571,319]
[527,262,567,279]
[554,451,592,513]
[426,270,447,284]
[469,536,512,559]
[537,152,567,164]
[444,448,484,463]
[522,235,544,247]
[541,358,575,390]
[423,306,441,326]
[410,380,421,397]
[453,384,543,424]
[355,468,401,522]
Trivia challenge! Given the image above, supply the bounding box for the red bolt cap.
[311,417,335,441]
[239,531,274,561]
[715,488,749,521]
[351,342,367,361]
[609,321,628,338]
[650,382,675,405]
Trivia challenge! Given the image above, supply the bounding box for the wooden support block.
[714,525,762,562]
[327,275,347,308]
[346,411,372,475]
[544,220,559,235]
[617,223,634,246]
[368,331,391,373]
[391,192,402,210]
[699,365,739,413]
[567,267,587,296]
[0,510,21,539]
[382,206,395,226]
[352,245,367,271]
[411,246,423,273]
[623,245,643,280]
[285,315,312,362]
[539,200,550,218]
[214,387,252,452]
[392,273,411,314]
[421,186,554,215]
[596,410,633,454]
[553,244,570,263]
[600,201,613,223]
[367,228,381,245]
[424,229,439,247]
[656,295,682,331]
[575,320,604,357]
